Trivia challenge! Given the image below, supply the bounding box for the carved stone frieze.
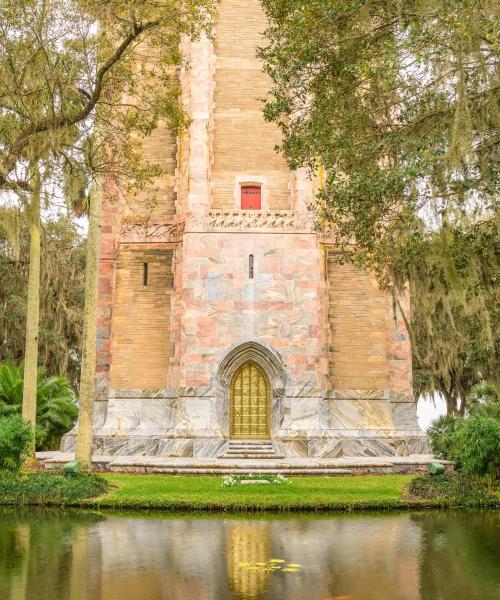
[120,220,185,243]
[202,210,297,230]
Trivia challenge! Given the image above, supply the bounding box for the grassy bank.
[1,472,498,512]
[88,474,415,512]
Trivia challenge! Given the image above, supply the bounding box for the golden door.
[231,362,270,439]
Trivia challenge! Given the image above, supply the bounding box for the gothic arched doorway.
[230,361,270,439]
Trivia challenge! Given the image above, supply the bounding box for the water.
[0,509,498,600]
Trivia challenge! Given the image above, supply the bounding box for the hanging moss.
[0,212,85,388]
[260,0,499,411]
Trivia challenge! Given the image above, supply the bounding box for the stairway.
[217,440,284,460]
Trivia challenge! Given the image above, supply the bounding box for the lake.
[0,509,498,600]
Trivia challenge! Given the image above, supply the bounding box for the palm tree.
[0,363,78,450]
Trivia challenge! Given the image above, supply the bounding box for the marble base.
[61,431,429,459]
[61,391,428,458]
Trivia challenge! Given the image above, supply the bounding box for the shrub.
[427,414,462,462]
[468,383,500,419]
[454,415,500,479]
[0,362,78,450]
[408,473,495,506]
[0,471,108,505]
[0,415,33,471]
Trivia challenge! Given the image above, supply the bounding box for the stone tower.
[63,0,426,458]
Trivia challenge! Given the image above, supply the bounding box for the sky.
[417,395,446,430]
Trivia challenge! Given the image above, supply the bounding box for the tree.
[0,210,85,388]
[1,0,216,467]
[75,183,101,468]
[0,0,216,194]
[410,221,499,414]
[259,0,499,412]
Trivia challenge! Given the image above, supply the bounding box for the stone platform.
[37,452,449,476]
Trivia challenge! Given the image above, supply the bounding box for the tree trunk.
[76,184,103,470]
[443,390,458,415]
[22,162,41,465]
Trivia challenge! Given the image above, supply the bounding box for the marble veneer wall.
[62,333,427,458]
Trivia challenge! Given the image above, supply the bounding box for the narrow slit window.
[143,262,149,286]
[249,254,254,279]
[241,185,262,210]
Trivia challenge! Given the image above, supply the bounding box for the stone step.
[227,439,273,442]
[108,466,353,476]
[225,448,276,454]
[221,454,286,460]
[227,444,274,449]
[218,440,282,460]
[227,443,274,449]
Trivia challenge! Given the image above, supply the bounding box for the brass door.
[231,362,270,439]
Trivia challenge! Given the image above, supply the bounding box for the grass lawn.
[82,474,420,512]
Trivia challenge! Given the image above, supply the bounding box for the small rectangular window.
[241,186,262,210]
[143,262,149,286]
[249,254,254,279]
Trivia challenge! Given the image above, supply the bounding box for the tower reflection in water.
[1,511,499,600]
[227,522,272,599]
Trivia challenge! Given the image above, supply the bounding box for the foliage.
[0,214,85,387]
[407,473,496,506]
[0,0,217,198]
[410,222,499,413]
[0,415,33,471]
[0,471,108,506]
[454,415,500,478]
[428,402,500,479]
[260,0,498,263]
[260,0,499,413]
[427,414,462,462]
[467,383,500,419]
[0,363,78,451]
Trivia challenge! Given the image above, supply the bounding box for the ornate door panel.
[231,362,270,439]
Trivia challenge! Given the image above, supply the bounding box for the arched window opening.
[241,185,262,210]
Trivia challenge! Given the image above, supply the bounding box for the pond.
[0,509,498,600]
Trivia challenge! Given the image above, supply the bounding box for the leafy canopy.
[260,0,498,265]
[0,0,217,198]
[260,0,499,410]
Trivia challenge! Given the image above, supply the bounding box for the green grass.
[81,474,425,512]
[1,472,497,512]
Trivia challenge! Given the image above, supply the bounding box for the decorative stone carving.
[120,220,185,243]
[214,339,288,390]
[204,210,296,230]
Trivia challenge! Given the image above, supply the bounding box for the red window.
[241,186,262,210]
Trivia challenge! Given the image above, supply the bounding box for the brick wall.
[327,252,388,389]
[110,245,174,390]
[211,0,291,210]
[120,46,179,223]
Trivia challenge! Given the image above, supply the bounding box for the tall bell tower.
[62,0,426,459]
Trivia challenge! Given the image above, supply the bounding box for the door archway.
[230,361,270,439]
